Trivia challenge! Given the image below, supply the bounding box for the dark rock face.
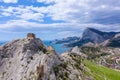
[82,28,116,43]
[66,28,120,47]
[104,34,120,47]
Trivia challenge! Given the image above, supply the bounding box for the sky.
[0,0,120,41]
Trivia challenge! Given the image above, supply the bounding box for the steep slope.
[0,34,61,80]
[82,28,117,43]
[65,28,120,47]
[59,49,120,80]
[83,60,120,80]
[0,33,120,80]
[101,33,120,47]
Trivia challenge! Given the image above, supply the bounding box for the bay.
[43,41,71,53]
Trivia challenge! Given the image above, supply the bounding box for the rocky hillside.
[101,33,120,47]
[61,28,120,47]
[0,33,120,80]
[0,33,62,80]
[70,44,120,70]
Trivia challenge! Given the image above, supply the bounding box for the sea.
[0,41,71,54]
[44,41,71,53]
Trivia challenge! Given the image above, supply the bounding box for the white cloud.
[0,19,120,40]
[0,6,44,22]
[18,12,44,22]
[36,0,120,23]
[1,0,18,3]
[1,12,11,16]
[0,19,120,32]
[1,0,120,23]
[37,0,55,4]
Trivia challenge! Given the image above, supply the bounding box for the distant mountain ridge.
[55,28,120,47]
[54,36,80,44]
[82,28,118,43]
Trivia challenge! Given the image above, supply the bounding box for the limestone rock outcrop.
[0,34,61,80]
[0,34,90,80]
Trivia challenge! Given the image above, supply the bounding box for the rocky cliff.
[0,33,98,80]
[0,33,120,80]
[0,33,62,80]
[65,28,120,47]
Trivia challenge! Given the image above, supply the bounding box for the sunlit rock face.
[0,33,94,80]
[0,33,62,80]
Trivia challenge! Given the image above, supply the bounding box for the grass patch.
[83,60,120,80]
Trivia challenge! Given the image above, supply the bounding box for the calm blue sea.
[0,41,7,46]
[43,41,71,53]
[0,41,70,53]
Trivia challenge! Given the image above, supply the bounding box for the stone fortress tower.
[27,33,36,40]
